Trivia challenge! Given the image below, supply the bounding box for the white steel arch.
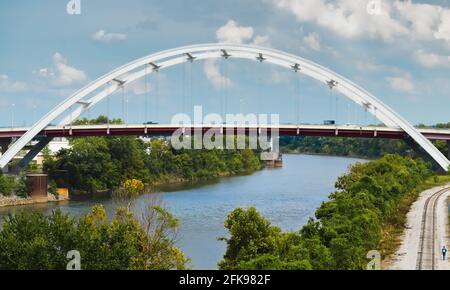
[1,43,449,171]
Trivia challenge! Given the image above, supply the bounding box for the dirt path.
[386,185,450,270]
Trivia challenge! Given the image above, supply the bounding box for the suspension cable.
[126,87,129,124]
[329,88,333,122]
[335,91,338,125]
[189,60,193,118]
[224,59,228,121]
[107,82,110,126]
[257,65,262,119]
[70,104,73,127]
[347,101,351,125]
[122,85,125,123]
[145,64,149,123]
[182,62,186,114]
[373,107,378,126]
[220,59,224,120]
[364,105,368,125]
[297,74,301,126]
[155,71,159,123]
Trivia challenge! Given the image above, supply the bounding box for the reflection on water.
[0,154,364,269]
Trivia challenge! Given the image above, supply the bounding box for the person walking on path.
[442,246,447,261]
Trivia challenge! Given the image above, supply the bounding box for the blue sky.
[1,0,450,127]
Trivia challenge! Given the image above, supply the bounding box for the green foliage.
[0,173,34,197]
[280,136,412,158]
[219,207,281,269]
[0,205,188,270]
[0,173,15,196]
[48,180,58,199]
[44,135,262,194]
[221,154,433,270]
[14,174,30,198]
[280,134,449,160]
[72,115,124,125]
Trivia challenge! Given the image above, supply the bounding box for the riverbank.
[67,167,264,201]
[280,149,373,161]
[384,184,450,270]
[0,193,68,208]
[0,154,361,269]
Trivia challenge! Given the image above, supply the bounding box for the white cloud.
[39,53,87,87]
[395,1,442,40]
[303,32,321,51]
[0,74,28,92]
[434,9,450,44]
[273,0,450,43]
[356,61,384,72]
[203,59,233,90]
[274,0,408,41]
[92,30,127,43]
[216,20,254,44]
[252,35,271,46]
[387,75,416,93]
[204,20,270,90]
[414,49,450,68]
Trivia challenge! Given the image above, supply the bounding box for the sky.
[1,0,450,127]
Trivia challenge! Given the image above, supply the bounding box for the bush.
[0,173,15,196]
[14,175,30,198]
[0,204,188,270]
[48,180,58,200]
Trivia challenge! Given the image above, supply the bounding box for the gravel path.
[387,185,450,270]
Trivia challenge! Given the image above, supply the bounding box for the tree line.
[280,122,450,159]
[43,116,263,194]
[219,154,436,270]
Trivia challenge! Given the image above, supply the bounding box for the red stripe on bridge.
[1,126,449,140]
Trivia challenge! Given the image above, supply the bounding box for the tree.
[0,204,188,270]
[0,173,15,196]
[218,207,281,269]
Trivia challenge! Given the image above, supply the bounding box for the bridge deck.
[0,124,449,140]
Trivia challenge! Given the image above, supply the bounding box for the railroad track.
[416,187,450,270]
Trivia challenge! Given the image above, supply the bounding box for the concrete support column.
[0,138,12,173]
[447,140,450,160]
[0,138,12,155]
[16,137,52,172]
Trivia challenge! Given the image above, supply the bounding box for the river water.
[0,154,364,269]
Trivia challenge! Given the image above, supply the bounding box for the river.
[0,154,364,269]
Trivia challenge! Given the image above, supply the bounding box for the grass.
[380,174,450,266]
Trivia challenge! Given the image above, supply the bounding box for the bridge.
[1,124,450,140]
[0,43,449,171]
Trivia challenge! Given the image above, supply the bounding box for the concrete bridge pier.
[0,138,12,173]
[447,140,450,161]
[16,137,52,172]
